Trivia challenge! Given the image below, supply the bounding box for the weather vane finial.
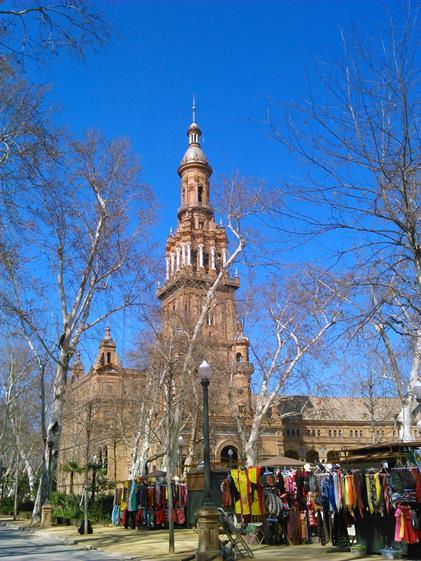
[192,94,196,122]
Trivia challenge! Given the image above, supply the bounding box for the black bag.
[78,520,93,534]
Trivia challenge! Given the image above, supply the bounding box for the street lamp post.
[91,455,99,501]
[228,448,233,472]
[196,360,221,561]
[177,435,184,477]
[198,360,213,507]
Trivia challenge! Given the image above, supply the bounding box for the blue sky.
[27,0,402,364]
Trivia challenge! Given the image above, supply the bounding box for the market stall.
[341,440,421,558]
[111,472,188,530]
[213,444,421,558]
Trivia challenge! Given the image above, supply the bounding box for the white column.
[170,252,175,275]
[176,247,181,271]
[222,248,227,266]
[198,244,204,268]
[187,242,191,266]
[165,256,170,280]
[181,243,186,267]
[210,246,216,270]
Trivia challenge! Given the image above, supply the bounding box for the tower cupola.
[95,326,119,370]
[178,99,212,178]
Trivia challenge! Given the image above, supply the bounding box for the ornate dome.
[181,144,208,164]
[101,326,116,348]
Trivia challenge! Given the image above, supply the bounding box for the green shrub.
[89,494,113,523]
[51,492,82,520]
[19,500,34,512]
[0,497,13,515]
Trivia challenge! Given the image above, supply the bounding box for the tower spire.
[192,94,196,123]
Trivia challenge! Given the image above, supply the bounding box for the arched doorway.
[220,445,238,468]
[327,450,340,462]
[305,449,319,463]
[285,450,299,460]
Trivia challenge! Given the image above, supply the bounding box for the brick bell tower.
[157,102,253,410]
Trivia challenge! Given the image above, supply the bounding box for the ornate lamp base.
[196,506,222,561]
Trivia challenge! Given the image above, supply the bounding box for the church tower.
[157,104,253,407]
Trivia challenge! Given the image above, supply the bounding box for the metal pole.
[13,455,19,521]
[178,447,182,477]
[91,466,96,501]
[201,378,213,506]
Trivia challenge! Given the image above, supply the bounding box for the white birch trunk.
[33,350,70,523]
[399,329,421,441]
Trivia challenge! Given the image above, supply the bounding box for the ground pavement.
[0,516,375,560]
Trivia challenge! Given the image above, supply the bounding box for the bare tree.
[268,6,420,436]
[269,7,420,332]
[0,338,44,506]
[0,0,111,64]
[228,268,342,466]
[0,130,156,523]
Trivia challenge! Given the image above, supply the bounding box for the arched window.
[106,352,111,364]
[305,449,319,463]
[236,352,243,363]
[327,450,340,462]
[220,445,238,468]
[285,450,299,460]
[198,185,203,204]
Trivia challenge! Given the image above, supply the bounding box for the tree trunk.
[13,456,19,521]
[113,440,117,481]
[400,397,415,441]
[32,351,70,524]
[22,455,35,499]
[244,421,262,467]
[400,330,421,441]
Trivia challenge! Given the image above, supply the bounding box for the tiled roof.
[276,395,401,423]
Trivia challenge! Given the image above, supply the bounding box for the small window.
[307,429,311,436]
[350,430,353,437]
[296,428,300,436]
[317,430,321,436]
[106,352,111,364]
[199,221,204,229]
[198,185,203,203]
[286,428,290,436]
[360,430,363,437]
[333,430,337,437]
[329,430,332,437]
[236,352,243,363]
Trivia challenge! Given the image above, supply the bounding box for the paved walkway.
[0,517,376,560]
[0,525,124,560]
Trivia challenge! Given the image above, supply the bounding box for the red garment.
[155,505,165,525]
[395,505,420,544]
[221,479,233,508]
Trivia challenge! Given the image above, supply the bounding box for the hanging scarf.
[365,474,374,514]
